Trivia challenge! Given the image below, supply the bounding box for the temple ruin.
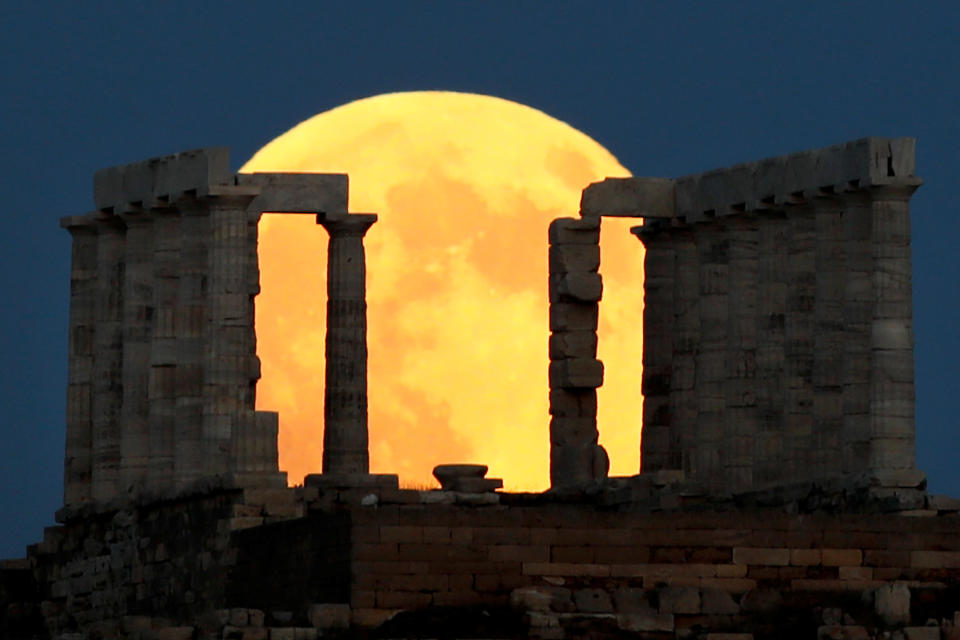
[4,137,960,640]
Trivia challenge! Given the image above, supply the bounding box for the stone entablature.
[60,148,377,506]
[575,137,921,494]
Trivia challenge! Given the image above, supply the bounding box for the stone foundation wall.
[10,490,960,639]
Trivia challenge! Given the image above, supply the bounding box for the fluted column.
[203,194,259,478]
[61,216,98,504]
[148,207,180,489]
[318,214,377,476]
[118,211,154,494]
[91,215,126,501]
[866,185,918,471]
[634,224,676,473]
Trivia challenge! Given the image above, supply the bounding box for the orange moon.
[241,91,643,490]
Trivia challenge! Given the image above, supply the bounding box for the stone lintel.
[94,147,232,213]
[584,137,921,228]
[237,172,349,215]
[580,177,675,218]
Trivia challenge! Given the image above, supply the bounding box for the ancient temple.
[4,138,960,640]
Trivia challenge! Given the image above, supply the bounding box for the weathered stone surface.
[874,582,910,625]
[657,586,700,614]
[580,177,675,218]
[574,588,613,613]
[701,588,740,614]
[306,603,349,629]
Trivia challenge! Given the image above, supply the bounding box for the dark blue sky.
[2,2,958,557]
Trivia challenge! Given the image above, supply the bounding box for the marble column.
[812,195,845,478]
[148,207,180,490]
[784,206,815,482]
[204,194,259,478]
[669,225,699,479]
[119,211,154,494]
[695,220,728,492]
[866,185,919,471]
[548,216,605,489]
[318,214,378,476]
[754,212,787,486]
[91,215,126,501]
[174,198,209,488]
[634,224,676,473]
[61,216,98,504]
[724,214,758,491]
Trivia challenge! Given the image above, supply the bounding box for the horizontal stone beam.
[580,137,921,225]
[94,147,232,213]
[580,177,675,218]
[675,136,920,223]
[237,172,349,216]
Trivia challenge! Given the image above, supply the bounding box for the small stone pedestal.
[433,464,503,493]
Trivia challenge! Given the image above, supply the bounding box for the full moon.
[241,91,643,490]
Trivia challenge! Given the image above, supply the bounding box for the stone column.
[91,215,126,502]
[841,192,873,473]
[203,194,259,478]
[669,224,699,479]
[118,211,154,494]
[784,206,815,481]
[174,198,209,488]
[694,220,728,492]
[754,213,787,486]
[148,207,180,490]
[633,223,676,473]
[866,185,918,471]
[812,195,845,478]
[318,214,378,476]
[724,214,758,491]
[61,216,98,504]
[548,217,606,489]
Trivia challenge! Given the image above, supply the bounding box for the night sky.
[2,2,958,558]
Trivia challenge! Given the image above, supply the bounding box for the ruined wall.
[581,138,921,495]
[14,491,960,639]
[60,150,349,505]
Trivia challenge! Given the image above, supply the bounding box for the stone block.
[552,272,603,302]
[658,586,700,614]
[550,302,599,332]
[740,588,783,613]
[790,549,821,566]
[821,549,862,567]
[152,628,195,640]
[573,588,613,613]
[549,216,600,245]
[611,588,653,614]
[903,628,939,640]
[549,244,600,273]
[701,588,740,614]
[510,587,553,612]
[873,582,910,625]
[927,494,960,512]
[549,358,604,389]
[733,547,790,566]
[617,612,675,632]
[306,603,349,629]
[580,177,675,218]
[238,172,348,215]
[229,608,249,627]
[549,331,598,359]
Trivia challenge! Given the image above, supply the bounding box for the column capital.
[318,213,378,237]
